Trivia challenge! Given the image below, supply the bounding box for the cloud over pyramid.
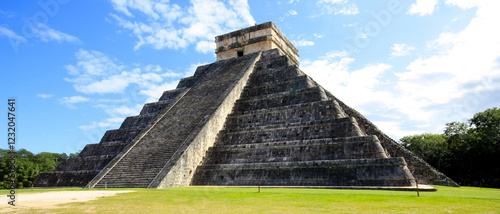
[34,22,457,189]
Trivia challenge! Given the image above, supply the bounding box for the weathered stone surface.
[216,22,299,66]
[35,22,456,189]
[192,158,414,186]
[87,52,261,188]
[33,86,186,187]
[191,49,416,187]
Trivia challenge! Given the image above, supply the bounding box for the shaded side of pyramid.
[32,62,215,187]
[34,22,458,188]
[192,49,456,187]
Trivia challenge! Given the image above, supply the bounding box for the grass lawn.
[1,186,499,213]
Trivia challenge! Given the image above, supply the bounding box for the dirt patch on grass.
[0,190,134,212]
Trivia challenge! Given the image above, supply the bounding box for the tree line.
[400,107,500,188]
[0,149,78,188]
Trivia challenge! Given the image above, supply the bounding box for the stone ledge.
[197,158,408,170]
[188,185,437,191]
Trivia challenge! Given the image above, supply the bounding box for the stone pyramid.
[34,22,457,189]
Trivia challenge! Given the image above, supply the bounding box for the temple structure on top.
[215,22,299,66]
[34,22,457,190]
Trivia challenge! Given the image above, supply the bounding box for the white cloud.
[0,26,27,43]
[317,0,359,15]
[104,104,142,116]
[302,53,397,119]
[397,1,500,109]
[301,49,440,140]
[185,62,210,77]
[0,24,80,45]
[195,40,215,54]
[286,10,298,16]
[59,96,90,109]
[64,49,182,97]
[373,121,423,140]
[390,43,415,57]
[80,103,143,131]
[65,49,124,76]
[33,23,81,44]
[60,96,90,103]
[109,0,256,53]
[36,94,54,99]
[74,60,206,131]
[445,0,476,9]
[313,33,324,39]
[76,75,130,94]
[301,1,500,140]
[78,120,118,131]
[293,40,314,47]
[145,64,162,72]
[408,0,439,16]
[63,48,190,130]
[162,72,184,78]
[140,81,179,103]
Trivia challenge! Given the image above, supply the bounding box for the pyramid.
[34,22,457,189]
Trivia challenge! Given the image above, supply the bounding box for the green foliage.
[401,107,500,188]
[2,187,498,213]
[0,149,79,189]
[400,134,448,171]
[443,121,469,136]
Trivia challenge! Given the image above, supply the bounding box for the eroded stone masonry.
[34,22,458,189]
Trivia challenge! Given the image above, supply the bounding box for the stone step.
[54,157,114,171]
[96,182,149,186]
[254,55,293,71]
[159,88,185,101]
[95,183,148,188]
[78,141,128,157]
[176,64,213,88]
[99,127,143,144]
[98,175,156,181]
[253,63,298,76]
[139,99,174,115]
[249,65,302,86]
[222,117,360,134]
[233,87,327,112]
[34,171,100,187]
[226,100,346,129]
[109,163,170,171]
[258,49,281,60]
[99,177,154,183]
[239,86,322,102]
[241,75,315,98]
[204,136,387,164]
[96,138,183,186]
[191,158,415,187]
[120,114,157,129]
[218,117,364,145]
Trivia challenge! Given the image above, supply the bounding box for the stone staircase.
[35,20,457,188]
[191,50,416,187]
[33,82,186,187]
[91,53,261,188]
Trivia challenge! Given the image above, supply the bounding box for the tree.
[400,134,448,171]
[444,122,469,136]
[401,108,500,188]
[0,149,79,188]
[467,107,500,187]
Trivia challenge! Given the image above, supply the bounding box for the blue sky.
[1,0,499,155]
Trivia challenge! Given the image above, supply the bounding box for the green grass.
[2,186,499,213]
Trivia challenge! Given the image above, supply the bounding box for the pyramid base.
[190,184,437,191]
